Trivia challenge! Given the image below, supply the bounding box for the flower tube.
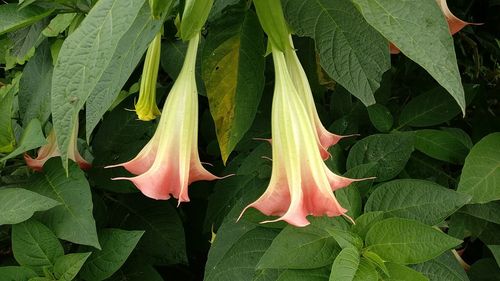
[239,47,368,227]
[284,35,356,159]
[25,120,91,171]
[135,31,162,121]
[108,33,221,204]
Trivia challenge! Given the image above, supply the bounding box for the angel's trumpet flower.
[239,47,369,227]
[107,33,221,204]
[390,0,481,54]
[284,35,355,159]
[25,120,91,171]
[135,31,162,121]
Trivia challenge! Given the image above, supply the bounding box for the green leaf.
[0,188,60,225]
[29,159,100,248]
[42,13,76,37]
[106,261,164,281]
[18,39,53,125]
[382,262,429,281]
[365,179,471,225]
[352,0,465,114]
[108,196,186,265]
[53,253,91,281]
[414,129,470,164]
[85,2,168,140]
[50,0,158,170]
[346,133,414,182]
[467,259,500,281]
[79,229,144,281]
[0,119,47,163]
[330,247,360,281]
[254,267,331,281]
[488,245,500,268]
[180,0,213,41]
[457,133,500,204]
[257,223,341,269]
[411,252,469,281]
[363,251,389,276]
[352,212,385,240]
[352,258,378,281]
[282,0,390,106]
[202,6,265,163]
[367,104,393,132]
[8,19,46,63]
[0,4,52,36]
[11,219,64,274]
[365,218,462,264]
[459,202,500,225]
[0,75,19,153]
[205,184,278,281]
[398,85,479,128]
[0,266,37,281]
[208,0,241,22]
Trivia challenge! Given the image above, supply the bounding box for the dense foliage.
[0,0,499,280]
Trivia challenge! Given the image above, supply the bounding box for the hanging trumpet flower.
[25,120,91,171]
[239,47,368,227]
[135,31,162,121]
[107,33,222,203]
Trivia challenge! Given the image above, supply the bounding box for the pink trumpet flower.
[390,0,481,54]
[107,33,221,204]
[25,120,91,172]
[239,47,370,227]
[284,35,356,159]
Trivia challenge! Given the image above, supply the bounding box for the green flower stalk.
[135,31,162,121]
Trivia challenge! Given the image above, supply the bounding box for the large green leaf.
[53,253,91,281]
[411,252,469,281]
[29,159,99,248]
[18,40,53,126]
[0,119,47,163]
[365,179,471,225]
[50,0,159,170]
[11,219,64,274]
[457,133,500,203]
[0,188,60,225]
[0,4,52,36]
[346,133,414,182]
[80,229,144,281]
[202,5,265,163]
[0,74,20,153]
[254,267,331,281]
[382,263,429,281]
[0,266,37,281]
[282,0,390,106]
[257,221,342,269]
[398,85,479,128]
[329,247,360,281]
[352,258,378,281]
[414,129,470,164]
[352,0,465,113]
[365,218,462,264]
[458,202,500,225]
[85,2,169,140]
[108,196,186,265]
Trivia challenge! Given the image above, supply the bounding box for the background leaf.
[282,0,390,106]
[346,133,414,181]
[29,159,99,248]
[53,253,91,281]
[202,5,266,162]
[11,219,64,274]
[365,179,471,225]
[411,252,469,281]
[0,4,52,36]
[457,133,500,204]
[0,119,47,163]
[414,129,470,164]
[365,218,462,264]
[0,188,60,225]
[352,0,466,113]
[80,229,144,281]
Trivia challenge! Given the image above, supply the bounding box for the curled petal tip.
[253,137,272,144]
[342,213,355,225]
